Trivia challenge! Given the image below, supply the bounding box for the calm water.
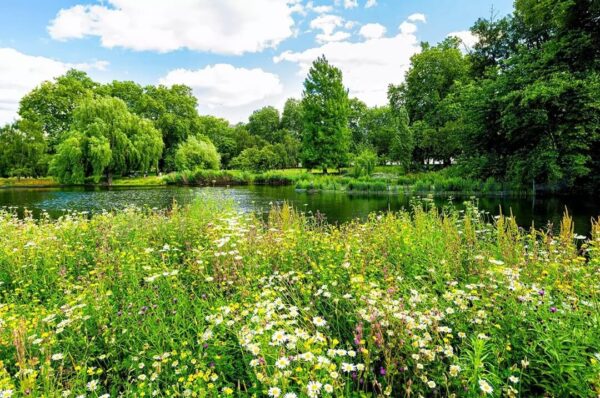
[0,185,598,235]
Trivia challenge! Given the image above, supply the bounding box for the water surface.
[0,185,597,235]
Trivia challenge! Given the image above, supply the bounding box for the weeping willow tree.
[50,97,163,184]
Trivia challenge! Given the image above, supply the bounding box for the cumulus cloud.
[365,0,378,8]
[0,48,106,125]
[447,30,478,51]
[48,0,299,55]
[274,16,424,105]
[159,64,284,122]
[407,13,427,23]
[359,23,386,39]
[399,21,417,34]
[306,1,333,14]
[310,14,350,43]
[343,0,359,9]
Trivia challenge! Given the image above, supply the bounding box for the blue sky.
[0,0,513,124]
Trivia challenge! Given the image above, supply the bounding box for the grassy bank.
[0,197,598,397]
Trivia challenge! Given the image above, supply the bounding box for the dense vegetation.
[0,0,598,193]
[0,197,598,397]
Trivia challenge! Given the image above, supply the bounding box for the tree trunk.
[107,171,113,186]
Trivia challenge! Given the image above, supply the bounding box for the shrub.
[174,136,220,171]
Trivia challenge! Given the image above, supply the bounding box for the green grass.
[0,177,58,187]
[0,197,598,397]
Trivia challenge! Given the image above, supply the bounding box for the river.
[0,185,598,235]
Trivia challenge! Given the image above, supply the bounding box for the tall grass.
[0,198,598,397]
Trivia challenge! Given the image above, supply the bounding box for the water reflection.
[0,185,597,235]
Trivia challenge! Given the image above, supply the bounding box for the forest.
[0,0,598,193]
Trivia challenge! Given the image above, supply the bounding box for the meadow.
[0,197,598,397]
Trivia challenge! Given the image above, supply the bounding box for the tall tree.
[18,70,96,148]
[247,106,281,143]
[50,97,163,184]
[391,37,469,166]
[301,56,351,172]
[280,98,304,139]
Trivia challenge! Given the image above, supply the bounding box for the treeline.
[1,0,598,192]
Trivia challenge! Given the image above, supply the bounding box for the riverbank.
[0,169,530,196]
[0,198,597,396]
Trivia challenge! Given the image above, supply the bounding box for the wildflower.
[549,306,557,313]
[306,381,322,397]
[99,395,110,398]
[86,380,99,392]
[51,353,64,361]
[283,394,297,398]
[449,365,461,376]
[268,387,282,397]
[341,362,356,372]
[272,330,287,345]
[324,384,333,393]
[521,358,529,368]
[509,375,519,384]
[275,357,290,369]
[427,380,436,389]
[312,316,327,327]
[478,380,493,395]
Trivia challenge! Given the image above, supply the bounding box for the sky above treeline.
[0,0,513,125]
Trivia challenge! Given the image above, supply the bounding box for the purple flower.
[538,289,545,296]
[379,366,386,376]
[550,306,557,313]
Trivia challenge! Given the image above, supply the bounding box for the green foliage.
[301,56,351,172]
[0,121,48,178]
[18,69,96,148]
[174,136,220,171]
[0,199,598,396]
[351,149,378,177]
[280,98,304,139]
[247,106,281,143]
[50,97,163,184]
[230,146,281,172]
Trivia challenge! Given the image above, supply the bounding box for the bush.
[174,136,220,171]
[352,149,378,177]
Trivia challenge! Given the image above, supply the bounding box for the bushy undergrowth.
[0,198,598,397]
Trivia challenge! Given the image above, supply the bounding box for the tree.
[0,121,48,178]
[139,84,203,170]
[301,56,351,172]
[348,98,369,151]
[247,106,281,143]
[18,70,96,148]
[174,136,220,171]
[391,38,469,167]
[231,146,281,172]
[50,97,163,184]
[351,149,378,177]
[280,98,304,139]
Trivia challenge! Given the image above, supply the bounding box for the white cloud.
[310,14,350,43]
[447,30,478,51]
[407,13,427,23]
[306,1,333,13]
[274,18,422,106]
[399,21,417,34]
[343,0,359,9]
[365,0,377,8]
[0,48,107,125]
[359,23,386,39]
[48,0,299,55]
[159,64,284,122]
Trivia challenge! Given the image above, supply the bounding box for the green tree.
[139,84,202,170]
[280,98,304,139]
[348,98,369,151]
[301,56,351,172]
[0,121,48,178]
[50,97,163,184]
[18,70,96,148]
[391,38,469,167]
[174,136,220,171]
[247,106,281,143]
